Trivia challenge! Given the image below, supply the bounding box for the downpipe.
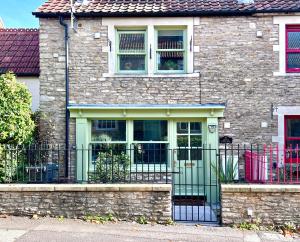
[59,16,70,179]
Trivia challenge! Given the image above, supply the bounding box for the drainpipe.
[59,16,70,179]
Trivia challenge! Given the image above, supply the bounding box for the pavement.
[0,216,299,242]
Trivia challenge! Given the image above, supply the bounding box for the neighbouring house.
[0,28,40,111]
[28,0,300,224]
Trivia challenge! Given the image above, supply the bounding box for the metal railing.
[0,144,299,184]
[219,144,300,184]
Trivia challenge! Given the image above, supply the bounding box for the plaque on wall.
[219,136,233,144]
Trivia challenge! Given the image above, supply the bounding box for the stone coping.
[221,184,300,193]
[0,184,172,192]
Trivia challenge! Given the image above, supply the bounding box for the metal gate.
[171,147,221,223]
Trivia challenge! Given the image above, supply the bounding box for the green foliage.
[235,218,261,231]
[0,146,17,183]
[91,151,130,183]
[83,213,117,224]
[0,73,35,144]
[164,218,175,225]
[211,158,238,183]
[136,215,148,224]
[282,222,297,233]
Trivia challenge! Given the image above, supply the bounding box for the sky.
[0,0,46,28]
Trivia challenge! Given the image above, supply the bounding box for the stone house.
[33,0,300,182]
[0,28,40,111]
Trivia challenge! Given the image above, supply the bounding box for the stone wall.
[0,184,172,223]
[38,15,300,145]
[221,184,300,226]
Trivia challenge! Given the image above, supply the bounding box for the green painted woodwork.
[72,106,223,199]
[116,29,148,74]
[154,26,187,74]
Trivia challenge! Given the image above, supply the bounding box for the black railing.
[0,144,299,184]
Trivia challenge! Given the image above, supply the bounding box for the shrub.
[0,73,34,144]
[92,151,130,183]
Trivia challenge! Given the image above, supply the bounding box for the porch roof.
[68,103,225,110]
[68,103,225,119]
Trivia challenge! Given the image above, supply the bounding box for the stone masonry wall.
[221,184,300,226]
[39,15,300,145]
[0,184,172,223]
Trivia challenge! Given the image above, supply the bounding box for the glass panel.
[91,120,126,142]
[91,143,127,163]
[177,122,188,134]
[119,54,145,71]
[119,32,145,53]
[177,135,188,147]
[191,149,202,161]
[287,119,300,137]
[134,120,168,141]
[134,143,168,164]
[157,51,184,71]
[178,149,188,161]
[190,135,202,147]
[287,53,300,69]
[157,30,184,50]
[288,32,300,49]
[190,122,202,134]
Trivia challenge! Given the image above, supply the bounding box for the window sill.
[102,73,200,78]
[274,72,300,77]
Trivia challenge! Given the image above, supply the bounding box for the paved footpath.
[0,216,299,242]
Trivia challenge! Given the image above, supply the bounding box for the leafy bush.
[0,145,19,183]
[0,73,34,145]
[92,151,130,183]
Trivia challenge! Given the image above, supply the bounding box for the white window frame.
[102,17,194,76]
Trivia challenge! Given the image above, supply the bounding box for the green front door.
[173,122,204,196]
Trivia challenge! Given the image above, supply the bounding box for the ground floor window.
[89,119,203,167]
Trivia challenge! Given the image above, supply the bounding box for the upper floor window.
[115,26,187,74]
[116,30,147,73]
[286,25,300,73]
[156,29,186,73]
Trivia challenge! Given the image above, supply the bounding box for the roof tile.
[34,0,300,16]
[0,29,39,76]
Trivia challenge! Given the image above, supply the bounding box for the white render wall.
[18,77,40,112]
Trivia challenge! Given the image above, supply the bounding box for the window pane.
[287,53,300,69]
[190,135,202,147]
[288,32,300,49]
[177,122,188,134]
[287,119,300,137]
[157,51,184,71]
[191,149,202,161]
[134,143,168,164]
[190,122,202,134]
[178,149,188,161]
[91,120,126,141]
[157,30,183,50]
[91,143,127,163]
[119,54,145,71]
[134,120,168,141]
[119,32,145,53]
[177,135,188,147]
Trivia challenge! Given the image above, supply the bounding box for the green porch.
[69,104,225,203]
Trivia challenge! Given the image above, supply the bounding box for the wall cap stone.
[0,184,172,192]
[221,184,300,193]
